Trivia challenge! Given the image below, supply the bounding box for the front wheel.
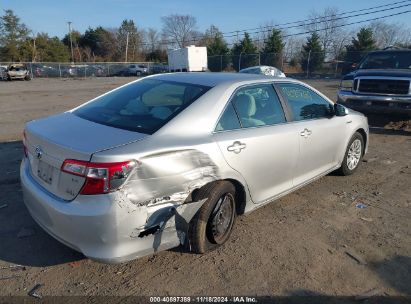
[189,181,236,254]
[338,132,364,176]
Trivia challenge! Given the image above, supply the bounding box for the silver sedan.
[20,73,369,263]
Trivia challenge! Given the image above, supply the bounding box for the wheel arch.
[224,178,247,215]
[355,128,367,155]
[188,178,248,216]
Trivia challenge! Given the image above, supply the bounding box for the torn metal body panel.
[122,150,219,207]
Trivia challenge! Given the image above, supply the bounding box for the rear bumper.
[337,90,411,116]
[20,158,181,263]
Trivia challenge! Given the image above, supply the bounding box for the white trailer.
[167,46,208,72]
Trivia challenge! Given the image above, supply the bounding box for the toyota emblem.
[35,146,43,159]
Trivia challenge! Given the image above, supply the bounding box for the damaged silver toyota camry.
[20,73,369,263]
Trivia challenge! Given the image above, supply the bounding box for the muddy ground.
[0,77,410,299]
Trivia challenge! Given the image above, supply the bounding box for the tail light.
[61,159,137,195]
[23,130,28,157]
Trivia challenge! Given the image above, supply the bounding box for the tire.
[189,181,236,254]
[338,132,364,176]
[24,75,31,81]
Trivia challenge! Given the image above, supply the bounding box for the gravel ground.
[0,77,410,299]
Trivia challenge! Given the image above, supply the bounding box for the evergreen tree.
[116,19,142,61]
[300,32,325,74]
[203,25,230,71]
[80,27,116,61]
[262,28,284,67]
[19,33,70,62]
[231,32,258,71]
[345,27,376,63]
[62,30,81,48]
[0,9,30,61]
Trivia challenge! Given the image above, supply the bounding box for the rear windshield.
[359,52,411,69]
[74,79,211,134]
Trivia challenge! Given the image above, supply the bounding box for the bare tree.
[161,14,197,48]
[145,27,159,53]
[329,29,352,60]
[283,36,304,62]
[190,30,204,46]
[369,21,411,48]
[303,7,347,59]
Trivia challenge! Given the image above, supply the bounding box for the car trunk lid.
[24,112,147,200]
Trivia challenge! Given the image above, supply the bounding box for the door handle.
[227,141,246,154]
[300,128,312,138]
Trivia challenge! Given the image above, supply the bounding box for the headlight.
[340,79,353,91]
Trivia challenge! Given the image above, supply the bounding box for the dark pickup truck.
[337,49,411,116]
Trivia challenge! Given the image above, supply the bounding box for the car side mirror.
[334,103,349,116]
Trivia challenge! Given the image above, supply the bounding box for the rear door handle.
[300,128,312,138]
[227,141,246,154]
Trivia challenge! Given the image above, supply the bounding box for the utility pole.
[32,34,36,62]
[306,49,312,78]
[68,21,74,63]
[125,32,129,62]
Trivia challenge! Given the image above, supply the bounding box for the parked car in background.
[127,64,148,76]
[21,72,368,263]
[337,48,411,116]
[88,65,106,77]
[150,64,169,74]
[239,65,286,77]
[110,64,148,76]
[0,65,7,80]
[31,64,60,78]
[60,65,78,77]
[6,64,31,80]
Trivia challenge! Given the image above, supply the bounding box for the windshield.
[359,52,411,70]
[74,79,211,134]
[240,68,261,74]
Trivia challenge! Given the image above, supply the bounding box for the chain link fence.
[0,62,168,79]
[1,50,389,80]
[207,51,374,78]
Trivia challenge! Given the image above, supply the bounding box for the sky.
[2,0,411,39]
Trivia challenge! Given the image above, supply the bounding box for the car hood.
[350,69,411,78]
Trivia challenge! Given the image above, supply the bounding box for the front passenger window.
[278,83,334,121]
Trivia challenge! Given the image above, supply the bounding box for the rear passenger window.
[278,83,334,121]
[215,103,241,131]
[231,84,286,128]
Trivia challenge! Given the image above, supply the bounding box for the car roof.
[240,65,274,70]
[150,72,286,87]
[369,49,411,54]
